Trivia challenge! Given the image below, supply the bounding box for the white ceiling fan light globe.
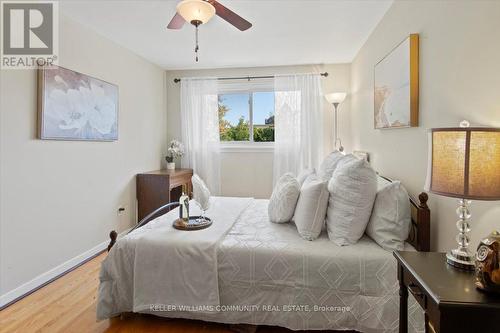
[325,92,347,105]
[176,0,216,24]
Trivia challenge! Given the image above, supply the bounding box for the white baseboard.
[0,228,130,308]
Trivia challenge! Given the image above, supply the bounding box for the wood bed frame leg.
[119,312,134,320]
[229,324,258,333]
[108,230,117,252]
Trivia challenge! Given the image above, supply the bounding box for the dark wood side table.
[394,251,500,333]
[136,168,193,222]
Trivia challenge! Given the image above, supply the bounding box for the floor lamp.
[325,92,347,152]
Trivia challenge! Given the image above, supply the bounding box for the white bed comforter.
[97,198,424,333]
[97,197,252,318]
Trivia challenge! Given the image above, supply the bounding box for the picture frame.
[38,65,119,141]
[374,34,419,129]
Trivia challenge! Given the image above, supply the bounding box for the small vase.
[166,162,175,170]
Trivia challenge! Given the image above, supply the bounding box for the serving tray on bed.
[173,216,212,230]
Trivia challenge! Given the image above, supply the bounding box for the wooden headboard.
[407,192,430,251]
[379,175,430,252]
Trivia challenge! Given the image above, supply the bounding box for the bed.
[98,180,430,333]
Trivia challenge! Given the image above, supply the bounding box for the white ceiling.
[60,0,393,70]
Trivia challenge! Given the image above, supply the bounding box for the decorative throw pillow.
[268,173,300,223]
[318,151,353,181]
[191,174,210,210]
[365,179,411,251]
[296,168,316,188]
[326,158,377,246]
[293,175,329,240]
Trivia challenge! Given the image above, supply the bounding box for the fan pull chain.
[195,25,199,62]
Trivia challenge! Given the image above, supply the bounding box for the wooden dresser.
[136,168,193,222]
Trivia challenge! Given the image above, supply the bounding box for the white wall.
[0,15,167,299]
[350,0,500,251]
[165,64,351,198]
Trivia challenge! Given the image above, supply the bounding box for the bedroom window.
[218,91,275,143]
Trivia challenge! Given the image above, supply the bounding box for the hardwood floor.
[0,253,345,333]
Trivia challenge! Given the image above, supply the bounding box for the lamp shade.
[177,0,216,24]
[425,127,500,200]
[325,92,347,104]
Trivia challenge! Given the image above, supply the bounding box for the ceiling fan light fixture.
[176,0,216,25]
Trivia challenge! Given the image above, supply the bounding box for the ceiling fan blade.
[167,13,185,29]
[210,0,252,31]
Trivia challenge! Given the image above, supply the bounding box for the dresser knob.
[409,282,423,297]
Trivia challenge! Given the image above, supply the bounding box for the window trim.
[220,141,274,153]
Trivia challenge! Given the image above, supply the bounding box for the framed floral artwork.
[38,66,118,140]
[374,34,419,129]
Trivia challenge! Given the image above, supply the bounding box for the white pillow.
[376,174,392,189]
[366,179,411,251]
[293,175,329,241]
[268,173,300,223]
[191,174,210,210]
[326,158,377,246]
[318,151,345,181]
[297,168,315,188]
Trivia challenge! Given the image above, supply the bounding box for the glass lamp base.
[446,199,475,271]
[446,249,475,271]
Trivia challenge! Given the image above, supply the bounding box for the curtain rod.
[173,72,328,83]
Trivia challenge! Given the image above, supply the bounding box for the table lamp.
[325,92,347,152]
[425,125,500,270]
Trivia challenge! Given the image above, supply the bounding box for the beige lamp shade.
[425,127,500,200]
[177,0,216,24]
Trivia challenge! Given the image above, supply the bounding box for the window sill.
[220,142,274,153]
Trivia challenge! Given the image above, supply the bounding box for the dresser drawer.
[169,173,192,190]
[403,271,427,310]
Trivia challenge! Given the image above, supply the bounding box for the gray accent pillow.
[326,158,377,246]
[365,179,411,251]
[268,173,300,223]
[293,174,329,241]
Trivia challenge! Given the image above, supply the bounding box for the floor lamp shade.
[425,127,500,200]
[325,92,347,105]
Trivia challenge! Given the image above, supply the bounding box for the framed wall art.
[374,34,419,129]
[38,66,118,141]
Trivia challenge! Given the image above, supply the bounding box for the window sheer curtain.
[273,74,324,184]
[180,78,221,194]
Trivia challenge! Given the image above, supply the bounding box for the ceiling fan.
[167,0,252,62]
